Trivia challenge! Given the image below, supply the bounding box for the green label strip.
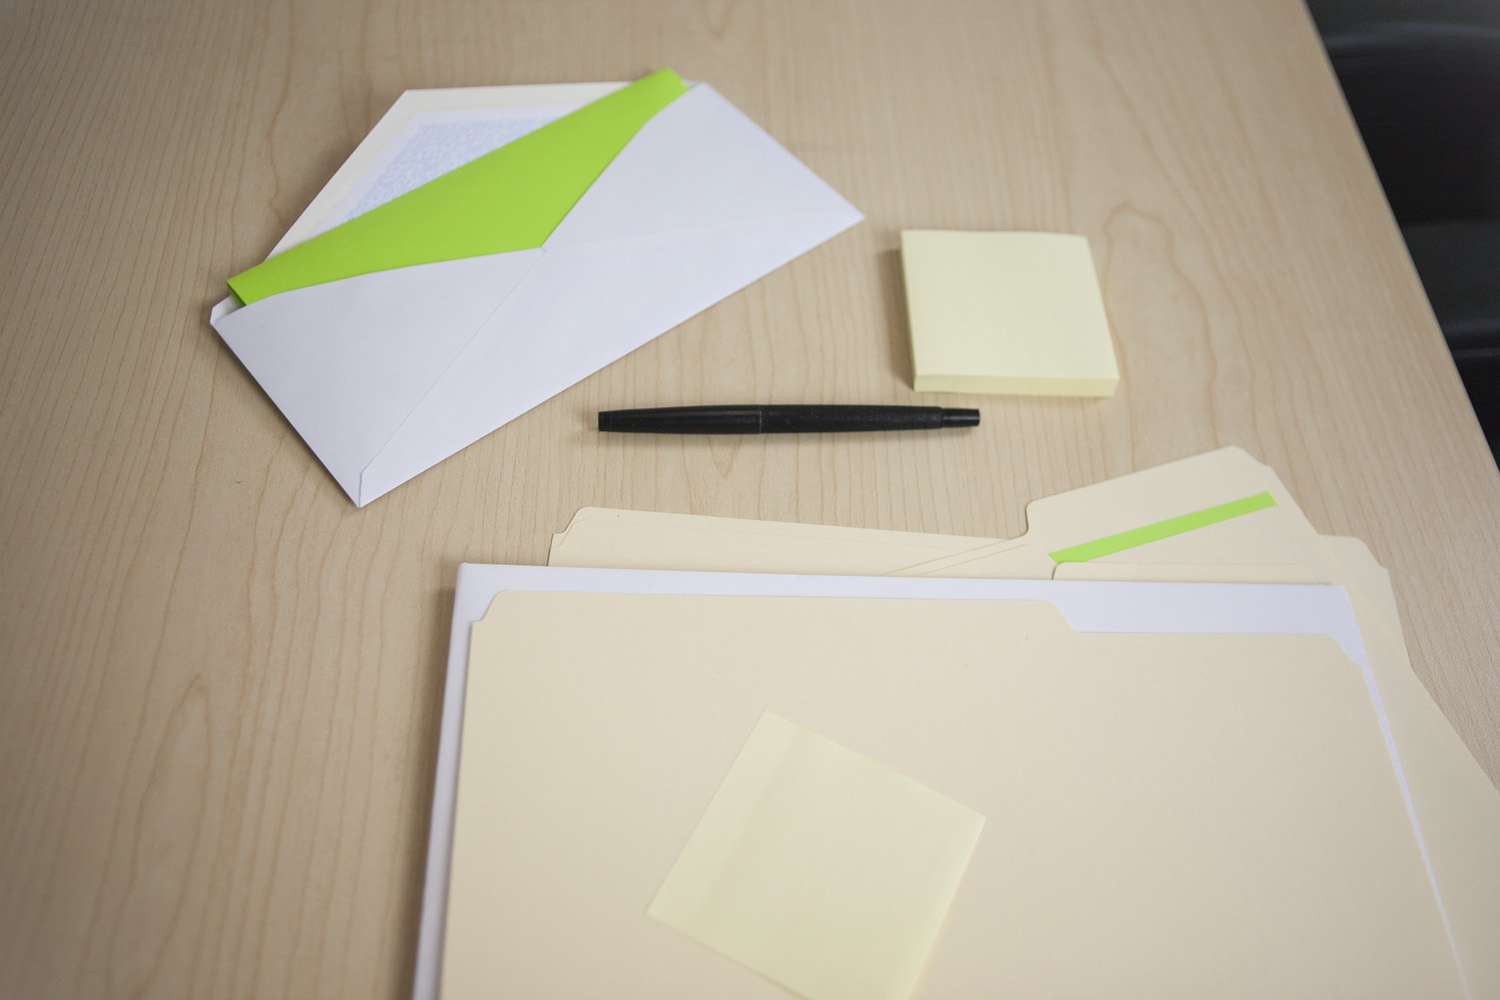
[1048,491,1278,564]
[228,69,688,304]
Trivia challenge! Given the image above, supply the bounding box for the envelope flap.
[545,83,860,248]
[226,69,688,304]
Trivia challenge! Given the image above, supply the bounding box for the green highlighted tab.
[1049,491,1278,564]
[228,69,689,304]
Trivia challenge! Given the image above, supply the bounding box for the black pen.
[597,404,980,434]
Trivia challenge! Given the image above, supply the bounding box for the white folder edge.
[411,565,1459,1000]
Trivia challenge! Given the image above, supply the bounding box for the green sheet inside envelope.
[227,69,688,305]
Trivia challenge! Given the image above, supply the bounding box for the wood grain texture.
[2,1,1498,997]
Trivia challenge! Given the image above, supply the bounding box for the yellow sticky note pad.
[901,230,1119,396]
[648,712,985,1000]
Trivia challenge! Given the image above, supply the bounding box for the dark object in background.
[1308,1,1500,456]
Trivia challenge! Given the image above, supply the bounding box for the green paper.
[227,69,688,305]
[1048,492,1279,564]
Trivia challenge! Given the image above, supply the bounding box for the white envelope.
[210,78,862,505]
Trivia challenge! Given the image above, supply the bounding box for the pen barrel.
[760,405,959,432]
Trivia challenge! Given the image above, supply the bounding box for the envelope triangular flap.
[225,69,689,304]
[354,89,863,505]
[214,249,541,502]
[545,82,862,247]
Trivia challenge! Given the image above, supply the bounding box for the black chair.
[1308,1,1500,456]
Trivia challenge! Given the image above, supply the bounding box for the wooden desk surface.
[3,1,1498,996]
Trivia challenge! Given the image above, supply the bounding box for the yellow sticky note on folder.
[649,713,984,1000]
[901,230,1118,396]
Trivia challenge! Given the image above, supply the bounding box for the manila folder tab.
[442,591,1462,999]
[900,445,1315,579]
[1024,445,1312,544]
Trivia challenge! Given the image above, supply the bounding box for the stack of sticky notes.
[411,447,1500,1000]
[901,230,1119,396]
